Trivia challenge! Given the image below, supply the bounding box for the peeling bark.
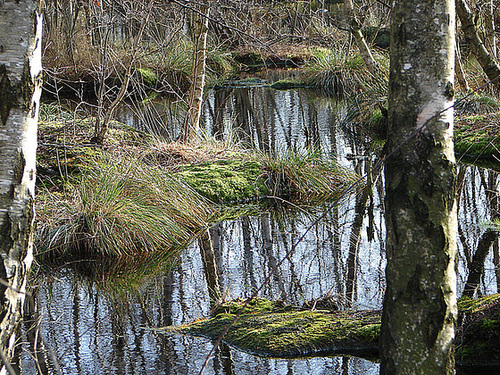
[0,0,42,370]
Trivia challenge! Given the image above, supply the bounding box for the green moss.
[454,113,500,159]
[175,159,269,203]
[357,323,380,341]
[137,67,157,87]
[214,298,289,315]
[185,308,380,358]
[456,294,500,365]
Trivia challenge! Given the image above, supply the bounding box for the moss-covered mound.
[454,113,500,160]
[170,295,500,366]
[456,294,500,365]
[174,152,358,205]
[175,160,269,203]
[177,298,380,359]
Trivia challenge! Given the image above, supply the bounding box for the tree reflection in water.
[23,84,499,374]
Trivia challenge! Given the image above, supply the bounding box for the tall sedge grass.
[300,48,389,96]
[258,151,359,203]
[37,154,216,258]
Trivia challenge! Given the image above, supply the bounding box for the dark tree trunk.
[381,0,457,374]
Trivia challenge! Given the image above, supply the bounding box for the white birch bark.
[381,0,457,373]
[183,6,209,144]
[344,0,378,74]
[0,0,42,370]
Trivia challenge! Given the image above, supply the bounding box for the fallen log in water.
[159,295,500,368]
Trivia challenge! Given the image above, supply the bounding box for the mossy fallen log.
[170,298,380,360]
[166,295,500,367]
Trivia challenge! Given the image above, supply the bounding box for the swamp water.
[23,79,499,374]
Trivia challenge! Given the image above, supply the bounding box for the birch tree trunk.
[380,0,457,373]
[456,0,500,89]
[344,0,378,74]
[183,5,209,144]
[0,0,42,370]
[485,0,497,58]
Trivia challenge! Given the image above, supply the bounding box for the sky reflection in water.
[24,84,498,374]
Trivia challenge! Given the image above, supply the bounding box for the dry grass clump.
[143,140,244,168]
[37,154,216,258]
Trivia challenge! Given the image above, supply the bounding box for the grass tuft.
[301,48,388,96]
[258,150,359,204]
[37,154,216,258]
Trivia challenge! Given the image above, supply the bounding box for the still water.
[24,79,498,374]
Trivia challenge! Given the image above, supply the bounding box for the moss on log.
[169,295,500,366]
[176,298,380,359]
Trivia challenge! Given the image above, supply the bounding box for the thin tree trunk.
[0,0,42,370]
[183,5,210,143]
[381,0,457,373]
[344,0,378,74]
[456,0,500,89]
[485,0,497,58]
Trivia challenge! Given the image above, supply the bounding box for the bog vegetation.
[26,0,500,372]
[36,0,500,261]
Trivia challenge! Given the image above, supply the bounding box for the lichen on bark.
[381,0,457,374]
